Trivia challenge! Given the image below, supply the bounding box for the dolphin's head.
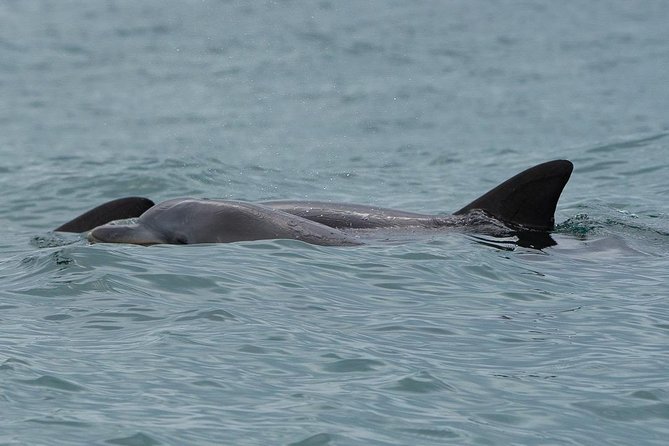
[87,198,198,245]
[88,223,168,246]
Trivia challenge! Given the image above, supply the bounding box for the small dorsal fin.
[454,160,573,231]
[55,197,155,233]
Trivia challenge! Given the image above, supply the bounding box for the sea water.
[1,1,669,445]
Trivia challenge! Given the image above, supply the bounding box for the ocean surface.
[2,1,669,445]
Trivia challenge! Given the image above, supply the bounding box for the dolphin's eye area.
[174,235,188,244]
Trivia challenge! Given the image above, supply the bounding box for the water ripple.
[19,375,84,392]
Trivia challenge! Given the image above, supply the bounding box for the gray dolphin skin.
[86,199,361,246]
[55,160,573,247]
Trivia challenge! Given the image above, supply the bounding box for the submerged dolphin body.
[55,160,573,247]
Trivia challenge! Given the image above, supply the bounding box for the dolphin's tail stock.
[55,197,155,233]
[454,160,573,231]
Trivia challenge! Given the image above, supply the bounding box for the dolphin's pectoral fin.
[454,160,573,231]
[55,197,155,233]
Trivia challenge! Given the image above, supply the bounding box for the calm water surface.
[1,1,669,445]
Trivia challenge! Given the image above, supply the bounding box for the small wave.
[559,211,669,240]
[557,213,604,236]
[586,132,669,154]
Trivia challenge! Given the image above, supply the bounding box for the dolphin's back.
[261,201,436,229]
[265,160,573,231]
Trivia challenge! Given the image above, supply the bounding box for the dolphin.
[54,160,573,247]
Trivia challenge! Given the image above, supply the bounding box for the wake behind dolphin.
[55,160,573,247]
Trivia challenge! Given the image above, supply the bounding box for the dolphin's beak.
[87,224,164,246]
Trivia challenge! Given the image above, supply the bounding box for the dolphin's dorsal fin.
[55,197,155,233]
[454,160,573,231]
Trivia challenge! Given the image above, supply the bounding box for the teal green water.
[2,1,669,445]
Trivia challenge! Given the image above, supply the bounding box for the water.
[1,1,669,444]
